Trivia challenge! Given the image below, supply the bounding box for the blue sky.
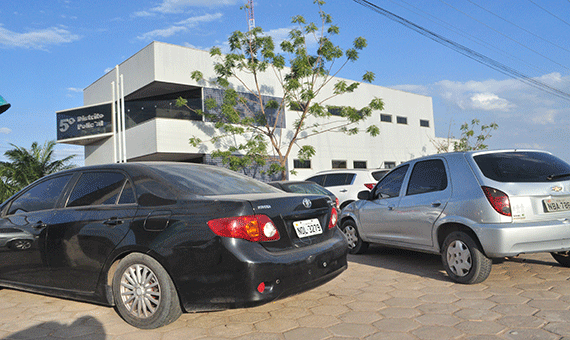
[1,0,569,165]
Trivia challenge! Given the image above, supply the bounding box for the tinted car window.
[474,152,570,183]
[67,172,127,207]
[306,175,325,186]
[407,159,448,196]
[282,182,332,196]
[373,165,409,199]
[146,164,279,196]
[8,174,73,215]
[371,170,388,181]
[118,180,136,204]
[323,173,355,187]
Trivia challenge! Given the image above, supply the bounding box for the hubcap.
[343,225,358,249]
[120,264,161,318]
[446,240,472,277]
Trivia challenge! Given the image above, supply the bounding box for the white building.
[57,41,440,180]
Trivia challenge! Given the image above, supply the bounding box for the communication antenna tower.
[247,0,255,31]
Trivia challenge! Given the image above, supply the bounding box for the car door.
[396,159,451,247]
[0,174,74,287]
[324,173,355,206]
[45,171,137,292]
[358,165,409,242]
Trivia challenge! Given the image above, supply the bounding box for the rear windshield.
[146,163,280,196]
[474,152,570,182]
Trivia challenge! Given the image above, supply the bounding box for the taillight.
[364,183,375,190]
[482,186,511,216]
[329,207,338,229]
[335,197,340,208]
[207,215,280,242]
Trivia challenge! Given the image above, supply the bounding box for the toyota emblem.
[302,198,312,208]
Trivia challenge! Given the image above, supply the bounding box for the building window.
[354,161,367,169]
[380,114,392,122]
[384,161,396,169]
[420,119,430,127]
[396,116,408,125]
[332,160,347,169]
[294,159,311,169]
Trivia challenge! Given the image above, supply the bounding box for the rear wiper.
[547,173,570,180]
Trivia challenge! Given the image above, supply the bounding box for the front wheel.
[340,220,369,254]
[441,231,492,284]
[112,253,182,329]
[551,251,570,267]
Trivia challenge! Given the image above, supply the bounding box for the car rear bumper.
[175,228,348,312]
[475,219,570,257]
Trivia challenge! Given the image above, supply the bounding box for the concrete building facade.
[57,41,439,180]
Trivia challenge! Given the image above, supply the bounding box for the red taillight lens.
[364,183,375,190]
[335,197,340,208]
[482,186,511,216]
[329,207,338,229]
[207,215,280,242]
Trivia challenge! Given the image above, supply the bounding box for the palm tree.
[0,141,76,201]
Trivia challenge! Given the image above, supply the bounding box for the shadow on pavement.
[347,245,449,281]
[2,316,106,340]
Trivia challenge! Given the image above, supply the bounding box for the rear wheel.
[340,220,369,254]
[112,253,182,329]
[551,251,570,267]
[441,231,492,284]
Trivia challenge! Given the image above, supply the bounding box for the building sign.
[57,103,112,141]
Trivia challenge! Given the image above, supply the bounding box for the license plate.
[544,197,570,212]
[293,219,322,238]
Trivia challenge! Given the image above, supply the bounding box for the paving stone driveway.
[0,248,569,339]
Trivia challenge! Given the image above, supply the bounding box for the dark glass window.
[474,152,570,183]
[118,180,136,204]
[384,162,396,169]
[380,114,392,122]
[354,161,367,169]
[371,170,389,181]
[373,165,409,199]
[407,159,448,196]
[420,119,430,127]
[324,173,355,187]
[294,159,311,169]
[332,160,347,169]
[306,175,325,186]
[67,172,127,207]
[8,175,73,215]
[396,116,408,124]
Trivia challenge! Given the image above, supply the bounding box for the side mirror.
[357,190,371,200]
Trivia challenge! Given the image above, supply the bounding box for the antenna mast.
[247,0,255,31]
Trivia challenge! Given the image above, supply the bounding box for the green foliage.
[0,141,76,202]
[177,1,384,179]
[454,119,499,152]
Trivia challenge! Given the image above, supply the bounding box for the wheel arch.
[436,223,486,256]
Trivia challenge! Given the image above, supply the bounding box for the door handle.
[32,221,47,229]
[388,205,395,211]
[432,201,442,207]
[339,189,348,193]
[104,218,124,226]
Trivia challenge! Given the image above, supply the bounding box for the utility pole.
[247,0,255,31]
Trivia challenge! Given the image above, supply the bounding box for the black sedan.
[268,180,340,209]
[0,162,347,328]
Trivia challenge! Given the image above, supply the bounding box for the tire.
[340,220,369,254]
[441,231,492,284]
[112,253,182,329]
[551,251,570,267]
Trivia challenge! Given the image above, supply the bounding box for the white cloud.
[137,13,223,40]
[67,87,83,93]
[151,0,239,14]
[0,128,11,134]
[0,24,80,50]
[469,93,514,112]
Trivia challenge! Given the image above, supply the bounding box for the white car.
[306,169,389,210]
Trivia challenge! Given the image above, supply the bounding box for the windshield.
[146,163,280,196]
[474,152,570,183]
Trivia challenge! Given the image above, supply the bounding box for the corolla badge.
[551,186,564,192]
[302,198,312,208]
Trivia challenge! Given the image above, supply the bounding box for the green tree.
[454,119,499,152]
[0,141,75,201]
[178,0,383,179]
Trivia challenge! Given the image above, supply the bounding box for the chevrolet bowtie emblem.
[551,186,563,192]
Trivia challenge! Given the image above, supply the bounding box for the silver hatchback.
[340,150,570,284]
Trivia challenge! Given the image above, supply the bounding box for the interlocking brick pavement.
[0,247,569,339]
